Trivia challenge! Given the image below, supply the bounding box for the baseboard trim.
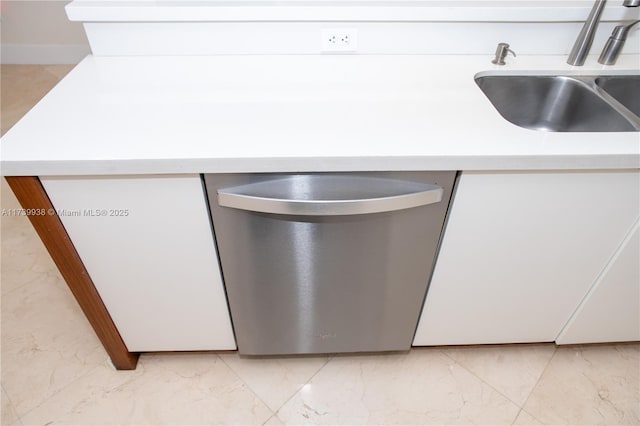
[1,43,90,64]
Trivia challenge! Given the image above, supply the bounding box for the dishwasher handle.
[217,175,444,216]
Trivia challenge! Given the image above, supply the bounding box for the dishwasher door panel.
[204,172,456,355]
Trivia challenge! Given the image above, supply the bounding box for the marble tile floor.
[1,64,639,425]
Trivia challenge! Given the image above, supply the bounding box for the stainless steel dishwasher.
[204,171,456,355]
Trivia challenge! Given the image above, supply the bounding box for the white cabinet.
[40,174,236,352]
[556,220,640,344]
[413,170,640,346]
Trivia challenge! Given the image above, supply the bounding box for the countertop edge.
[3,54,639,177]
[3,154,640,177]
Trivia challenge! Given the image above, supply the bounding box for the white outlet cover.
[321,28,358,53]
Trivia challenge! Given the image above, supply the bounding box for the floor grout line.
[438,344,555,425]
[8,358,109,423]
[218,351,335,422]
[271,354,333,420]
[515,344,559,425]
[261,413,277,426]
[2,383,24,426]
[510,407,524,426]
[439,348,525,411]
[216,353,279,422]
[0,264,62,300]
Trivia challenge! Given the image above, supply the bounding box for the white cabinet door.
[556,220,640,344]
[413,170,640,346]
[41,175,236,352]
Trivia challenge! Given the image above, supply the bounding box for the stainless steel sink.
[475,74,640,132]
[595,75,640,116]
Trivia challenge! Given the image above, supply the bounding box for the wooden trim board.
[5,176,139,370]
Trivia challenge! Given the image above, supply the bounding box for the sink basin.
[475,75,640,132]
[595,75,640,117]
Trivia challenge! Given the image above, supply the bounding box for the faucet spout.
[567,0,639,66]
[567,0,607,66]
[598,19,640,64]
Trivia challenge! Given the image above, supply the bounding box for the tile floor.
[1,64,639,425]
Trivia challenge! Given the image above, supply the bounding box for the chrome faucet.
[598,19,640,64]
[567,0,640,66]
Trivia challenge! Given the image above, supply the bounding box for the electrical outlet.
[321,28,358,53]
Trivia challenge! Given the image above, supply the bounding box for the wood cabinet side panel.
[5,176,139,370]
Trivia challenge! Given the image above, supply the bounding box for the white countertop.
[1,54,639,176]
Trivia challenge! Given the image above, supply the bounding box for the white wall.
[2,0,639,61]
[69,0,640,56]
[1,1,90,64]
